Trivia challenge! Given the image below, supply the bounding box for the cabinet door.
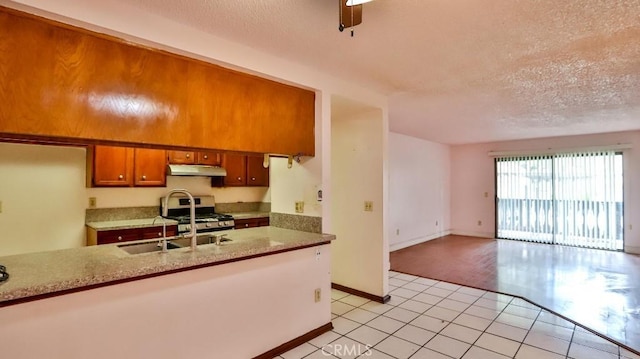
[134,148,167,187]
[246,154,269,187]
[92,146,133,186]
[223,154,247,186]
[167,150,195,164]
[197,151,221,166]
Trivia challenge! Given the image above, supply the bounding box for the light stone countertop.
[225,212,270,220]
[86,218,179,231]
[0,227,334,304]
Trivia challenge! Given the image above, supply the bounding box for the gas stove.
[160,195,234,233]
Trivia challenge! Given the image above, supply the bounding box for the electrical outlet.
[314,288,321,303]
[88,197,97,209]
[364,201,373,212]
[477,220,482,226]
[396,228,400,235]
[0,200,3,214]
[484,192,489,198]
[315,248,321,261]
[295,201,304,213]
[436,220,439,226]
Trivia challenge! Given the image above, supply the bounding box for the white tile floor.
[276,271,640,359]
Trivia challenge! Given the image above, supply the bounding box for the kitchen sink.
[118,241,181,255]
[171,234,232,247]
[118,234,233,255]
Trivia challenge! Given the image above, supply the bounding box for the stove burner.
[160,195,234,233]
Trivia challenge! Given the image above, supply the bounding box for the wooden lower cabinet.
[234,217,270,229]
[88,145,167,187]
[87,225,178,246]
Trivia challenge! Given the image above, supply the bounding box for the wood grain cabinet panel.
[168,150,221,166]
[246,155,269,187]
[91,146,134,186]
[88,145,166,187]
[222,154,247,187]
[167,151,195,164]
[197,151,221,166]
[134,148,167,186]
[234,218,269,230]
[0,8,315,156]
[220,153,269,187]
[87,225,178,246]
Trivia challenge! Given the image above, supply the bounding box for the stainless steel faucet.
[152,215,168,253]
[162,189,197,251]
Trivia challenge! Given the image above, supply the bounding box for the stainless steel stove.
[160,195,234,234]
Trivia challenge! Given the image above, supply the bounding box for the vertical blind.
[496,151,623,250]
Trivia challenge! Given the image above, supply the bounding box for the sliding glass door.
[496,151,623,250]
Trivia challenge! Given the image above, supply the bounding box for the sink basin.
[171,235,232,247]
[118,241,181,255]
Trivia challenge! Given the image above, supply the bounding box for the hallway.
[390,235,640,353]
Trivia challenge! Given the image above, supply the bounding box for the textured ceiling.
[118,0,640,144]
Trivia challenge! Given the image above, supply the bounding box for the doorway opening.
[496,151,623,250]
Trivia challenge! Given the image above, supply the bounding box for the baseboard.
[624,245,640,254]
[331,283,390,304]
[253,322,333,359]
[451,230,495,238]
[390,230,452,251]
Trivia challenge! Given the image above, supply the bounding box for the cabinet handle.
[117,236,123,241]
[186,153,190,158]
[203,155,208,159]
[237,177,242,181]
[251,177,256,181]
[118,174,124,180]
[141,175,147,180]
[245,224,249,227]
[158,232,162,237]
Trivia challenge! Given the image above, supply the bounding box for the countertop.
[86,218,179,231]
[0,227,334,304]
[226,212,270,220]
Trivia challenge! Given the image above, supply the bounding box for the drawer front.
[97,229,140,245]
[234,218,269,229]
[141,226,178,239]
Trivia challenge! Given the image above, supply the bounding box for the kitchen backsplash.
[270,213,322,234]
[215,202,271,213]
[85,202,271,223]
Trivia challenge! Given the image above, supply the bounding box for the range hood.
[167,164,227,177]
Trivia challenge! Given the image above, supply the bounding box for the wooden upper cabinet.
[220,153,269,187]
[88,146,166,187]
[133,148,166,186]
[168,150,221,166]
[0,8,315,156]
[223,154,247,187]
[167,151,195,164]
[197,151,221,166]
[91,146,134,186]
[246,155,269,187]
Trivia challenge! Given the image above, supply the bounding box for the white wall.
[331,109,388,297]
[450,130,640,254]
[0,244,332,359]
[0,143,86,256]
[389,133,451,251]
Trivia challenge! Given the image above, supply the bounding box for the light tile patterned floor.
[276,272,640,359]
